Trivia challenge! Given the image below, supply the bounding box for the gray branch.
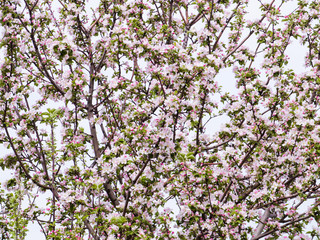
[251,207,271,240]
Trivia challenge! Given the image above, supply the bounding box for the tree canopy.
[1,0,320,239]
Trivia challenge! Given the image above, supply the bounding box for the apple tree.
[1,0,320,239]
